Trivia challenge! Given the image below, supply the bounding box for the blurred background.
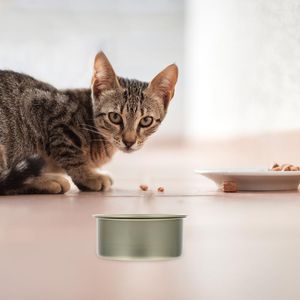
[1,0,300,166]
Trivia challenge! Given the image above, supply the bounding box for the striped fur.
[0,51,178,194]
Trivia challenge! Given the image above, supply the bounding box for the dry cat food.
[139,184,149,191]
[270,163,300,171]
[139,185,165,192]
[222,181,237,193]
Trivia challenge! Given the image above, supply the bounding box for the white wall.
[0,0,184,139]
[3,0,300,142]
[185,0,300,139]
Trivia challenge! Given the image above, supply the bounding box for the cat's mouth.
[112,140,142,153]
[120,147,136,153]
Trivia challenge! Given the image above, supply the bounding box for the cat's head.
[91,51,178,153]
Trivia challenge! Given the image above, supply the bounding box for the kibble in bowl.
[270,163,300,171]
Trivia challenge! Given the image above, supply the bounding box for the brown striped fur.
[0,51,178,194]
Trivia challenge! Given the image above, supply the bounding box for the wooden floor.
[1,141,300,300]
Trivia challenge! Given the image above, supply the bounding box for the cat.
[0,51,178,195]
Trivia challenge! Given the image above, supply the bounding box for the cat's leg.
[67,166,112,191]
[53,145,113,191]
[48,128,112,192]
[21,173,71,194]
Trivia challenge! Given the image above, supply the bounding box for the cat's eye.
[108,112,123,125]
[139,116,153,128]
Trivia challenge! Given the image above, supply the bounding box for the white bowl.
[195,168,300,191]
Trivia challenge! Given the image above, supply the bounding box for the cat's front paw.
[75,173,113,192]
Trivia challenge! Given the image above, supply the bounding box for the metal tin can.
[93,214,186,261]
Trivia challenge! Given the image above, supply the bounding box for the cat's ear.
[92,51,120,97]
[148,64,178,108]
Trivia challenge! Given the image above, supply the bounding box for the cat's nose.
[123,140,135,148]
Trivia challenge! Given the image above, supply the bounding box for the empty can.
[94,214,186,261]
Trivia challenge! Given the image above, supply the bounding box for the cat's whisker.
[91,139,115,147]
[79,124,100,132]
[70,142,84,152]
[91,139,112,143]
[79,124,97,129]
[80,127,101,135]
[79,125,111,142]
[80,126,113,141]
[79,123,98,130]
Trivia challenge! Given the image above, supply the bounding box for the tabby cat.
[0,51,178,194]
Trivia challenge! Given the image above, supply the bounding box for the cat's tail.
[0,155,45,195]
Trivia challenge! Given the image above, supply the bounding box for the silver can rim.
[93,213,187,220]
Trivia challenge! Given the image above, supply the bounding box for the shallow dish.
[195,168,300,191]
[93,214,186,261]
